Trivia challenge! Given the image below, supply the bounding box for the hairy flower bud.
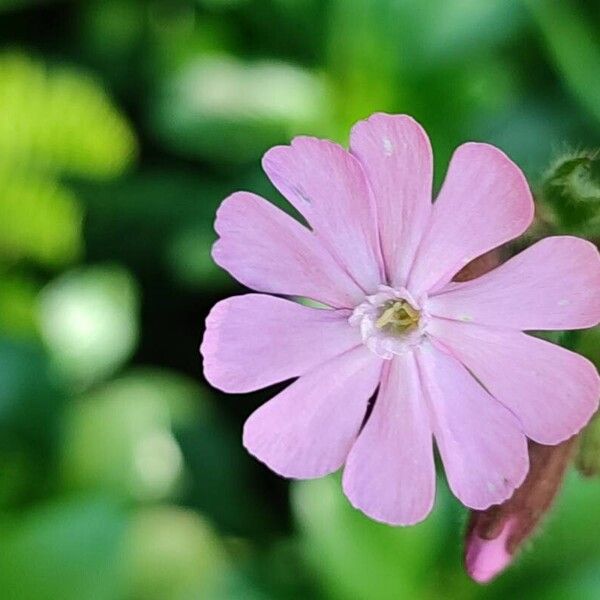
[541,149,600,238]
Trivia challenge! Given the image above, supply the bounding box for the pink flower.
[201,113,600,525]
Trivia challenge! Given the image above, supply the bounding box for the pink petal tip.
[465,518,516,584]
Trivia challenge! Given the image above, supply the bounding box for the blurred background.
[0,0,599,598]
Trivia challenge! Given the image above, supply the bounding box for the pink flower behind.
[201,113,600,525]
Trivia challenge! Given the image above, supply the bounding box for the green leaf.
[0,338,66,505]
[0,495,128,600]
[326,0,524,131]
[0,337,64,439]
[326,0,405,129]
[0,53,137,178]
[148,55,331,164]
[292,475,452,600]
[0,173,82,267]
[0,275,40,336]
[574,325,600,366]
[123,506,228,600]
[60,369,195,501]
[525,0,600,127]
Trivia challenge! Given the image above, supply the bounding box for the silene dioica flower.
[201,113,600,526]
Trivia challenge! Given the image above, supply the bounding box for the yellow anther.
[375,300,420,332]
[401,302,419,320]
[376,302,403,328]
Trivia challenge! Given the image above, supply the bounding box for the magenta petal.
[417,342,528,510]
[213,192,365,308]
[428,318,600,444]
[350,113,432,286]
[243,347,382,478]
[427,236,600,330]
[342,353,435,525]
[201,294,361,393]
[263,136,383,293]
[408,143,534,296]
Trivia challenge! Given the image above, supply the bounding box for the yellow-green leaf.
[0,53,137,178]
[0,173,82,267]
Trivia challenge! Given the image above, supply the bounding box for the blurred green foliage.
[526,0,600,125]
[39,265,140,388]
[577,411,600,477]
[150,55,332,163]
[0,52,136,272]
[0,172,82,267]
[0,53,136,178]
[0,0,599,599]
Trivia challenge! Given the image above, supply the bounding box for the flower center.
[349,285,426,359]
[375,300,420,332]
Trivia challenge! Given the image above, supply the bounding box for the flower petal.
[342,352,435,525]
[408,143,534,297]
[201,294,361,393]
[263,136,383,293]
[350,113,433,287]
[427,237,600,330]
[428,318,600,444]
[213,192,365,308]
[243,346,382,478]
[416,342,528,510]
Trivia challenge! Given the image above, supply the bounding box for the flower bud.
[464,439,576,583]
[541,150,600,238]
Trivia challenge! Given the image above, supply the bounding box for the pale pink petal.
[428,318,600,444]
[350,113,433,287]
[416,342,528,510]
[427,236,600,330]
[213,192,365,308]
[243,346,383,478]
[201,294,361,393]
[263,137,383,293]
[342,352,435,525]
[408,143,534,296]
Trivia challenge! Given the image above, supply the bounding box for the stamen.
[375,302,403,328]
[349,285,426,359]
[375,300,420,332]
[401,302,419,320]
